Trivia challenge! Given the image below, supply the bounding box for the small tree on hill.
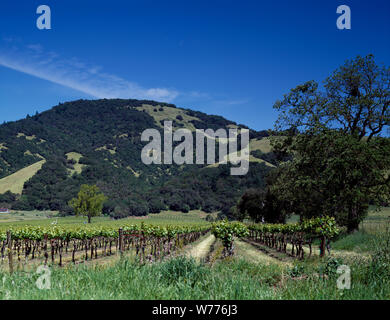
[69,184,107,223]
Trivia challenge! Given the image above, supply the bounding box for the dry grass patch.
[249,137,273,153]
[0,160,46,194]
[16,133,36,140]
[235,239,291,267]
[66,152,86,175]
[95,145,116,155]
[136,104,201,131]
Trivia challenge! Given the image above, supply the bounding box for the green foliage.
[301,216,341,238]
[271,131,390,231]
[161,162,270,217]
[0,191,17,204]
[236,186,289,223]
[236,188,265,222]
[248,216,341,239]
[211,220,249,256]
[318,257,344,277]
[272,55,390,232]
[286,264,306,277]
[0,223,210,241]
[274,54,389,139]
[69,184,107,223]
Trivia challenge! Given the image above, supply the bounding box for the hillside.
[0,99,273,218]
[0,159,45,194]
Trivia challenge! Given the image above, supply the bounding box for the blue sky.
[0,0,389,130]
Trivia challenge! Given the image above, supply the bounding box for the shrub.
[287,264,306,278]
[321,257,343,276]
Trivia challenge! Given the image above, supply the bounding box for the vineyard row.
[212,217,341,258]
[0,224,210,271]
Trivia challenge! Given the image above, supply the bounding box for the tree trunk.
[347,219,359,233]
[319,236,326,257]
[347,206,359,233]
[88,215,91,223]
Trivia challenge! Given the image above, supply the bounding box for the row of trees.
[236,54,389,232]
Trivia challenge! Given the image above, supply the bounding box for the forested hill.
[0,99,273,218]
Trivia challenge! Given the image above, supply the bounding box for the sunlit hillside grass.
[136,104,200,131]
[0,160,46,194]
[65,152,86,175]
[249,137,273,153]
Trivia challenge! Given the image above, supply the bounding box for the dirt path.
[186,234,215,261]
[282,242,370,262]
[235,239,291,267]
[241,238,369,264]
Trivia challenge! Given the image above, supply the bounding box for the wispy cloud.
[0,40,179,102]
[209,98,250,107]
[222,99,249,106]
[183,92,248,107]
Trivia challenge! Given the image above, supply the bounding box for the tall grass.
[1,250,389,300]
[1,222,389,300]
[0,256,276,300]
[278,226,390,300]
[331,229,378,252]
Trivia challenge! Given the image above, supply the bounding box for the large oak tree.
[271,55,390,232]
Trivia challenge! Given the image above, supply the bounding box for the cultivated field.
[0,210,210,230]
[0,207,389,300]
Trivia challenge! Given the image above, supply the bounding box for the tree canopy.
[271,131,390,231]
[270,55,390,232]
[274,54,389,140]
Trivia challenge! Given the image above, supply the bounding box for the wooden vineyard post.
[44,234,48,265]
[7,231,13,274]
[118,228,123,255]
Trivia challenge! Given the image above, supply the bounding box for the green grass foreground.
[0,208,389,300]
[1,249,389,300]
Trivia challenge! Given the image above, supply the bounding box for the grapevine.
[247,216,341,259]
[0,224,210,267]
[211,221,248,257]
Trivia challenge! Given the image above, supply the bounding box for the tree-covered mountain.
[0,99,273,218]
